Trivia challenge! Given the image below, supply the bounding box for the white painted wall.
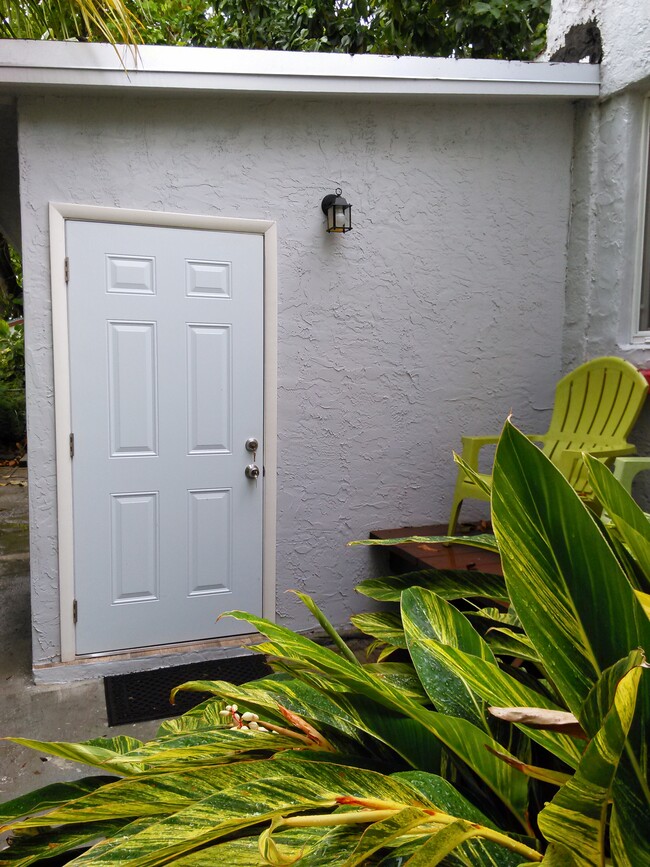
[548,0,650,499]
[546,0,650,96]
[18,92,574,672]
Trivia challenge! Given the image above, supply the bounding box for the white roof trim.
[0,40,600,98]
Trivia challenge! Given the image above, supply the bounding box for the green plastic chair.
[448,357,649,535]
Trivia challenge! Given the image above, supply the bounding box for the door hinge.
[64,257,70,283]
[73,599,78,624]
[69,433,74,458]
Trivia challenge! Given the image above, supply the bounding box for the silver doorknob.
[245,464,260,480]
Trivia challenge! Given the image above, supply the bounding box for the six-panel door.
[66,221,264,654]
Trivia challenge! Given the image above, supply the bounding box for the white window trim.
[631,97,650,342]
[49,202,278,662]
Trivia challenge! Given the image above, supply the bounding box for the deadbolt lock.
[245,464,260,480]
[245,438,259,453]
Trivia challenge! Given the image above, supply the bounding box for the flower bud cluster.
[218,703,269,732]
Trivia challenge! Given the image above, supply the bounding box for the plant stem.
[280,807,543,861]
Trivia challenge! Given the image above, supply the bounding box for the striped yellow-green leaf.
[400,585,495,731]
[3,737,144,777]
[1,760,288,831]
[634,590,650,617]
[172,827,328,865]
[361,662,429,703]
[350,534,499,553]
[102,727,312,772]
[491,422,650,714]
[226,609,529,827]
[0,820,127,866]
[401,587,582,768]
[405,819,542,867]
[168,677,363,741]
[338,806,434,866]
[484,747,571,787]
[454,451,493,497]
[64,762,435,865]
[492,423,650,863]
[578,651,650,867]
[538,663,644,867]
[350,612,407,648]
[585,453,650,592]
[393,771,532,867]
[483,628,541,665]
[291,590,361,665]
[356,569,507,603]
[0,777,115,825]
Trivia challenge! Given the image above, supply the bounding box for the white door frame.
[49,203,277,662]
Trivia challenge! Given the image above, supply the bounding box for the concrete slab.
[0,467,159,809]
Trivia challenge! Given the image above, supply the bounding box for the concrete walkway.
[0,468,159,807]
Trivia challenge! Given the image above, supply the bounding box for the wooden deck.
[369,523,503,575]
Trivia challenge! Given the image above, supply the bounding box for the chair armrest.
[458,435,500,469]
[459,433,546,467]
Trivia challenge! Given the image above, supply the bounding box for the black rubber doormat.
[104,655,272,726]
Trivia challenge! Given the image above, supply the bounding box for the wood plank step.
[369,523,502,576]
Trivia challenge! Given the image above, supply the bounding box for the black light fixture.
[321,188,352,233]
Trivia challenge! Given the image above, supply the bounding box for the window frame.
[631,96,650,341]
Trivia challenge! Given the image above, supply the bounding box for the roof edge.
[0,40,600,99]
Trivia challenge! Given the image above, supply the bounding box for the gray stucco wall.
[546,0,650,98]
[18,92,574,670]
[547,0,650,501]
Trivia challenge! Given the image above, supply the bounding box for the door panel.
[66,221,264,654]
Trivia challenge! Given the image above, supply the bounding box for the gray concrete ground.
[0,468,159,809]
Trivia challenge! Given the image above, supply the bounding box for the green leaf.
[491,422,650,715]
[538,663,644,866]
[2,761,284,830]
[225,610,529,828]
[350,612,407,648]
[585,453,650,590]
[401,586,494,730]
[0,777,115,825]
[168,677,362,742]
[350,534,498,553]
[401,588,582,768]
[342,806,433,865]
[361,662,429,704]
[291,590,361,665]
[403,819,489,866]
[356,569,507,603]
[66,762,435,865]
[173,827,328,865]
[483,628,541,665]
[105,727,315,772]
[0,821,127,866]
[3,737,145,777]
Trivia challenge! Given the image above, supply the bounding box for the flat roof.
[0,40,600,99]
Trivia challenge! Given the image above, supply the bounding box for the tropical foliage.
[0,317,25,445]
[0,0,550,60]
[1,422,648,865]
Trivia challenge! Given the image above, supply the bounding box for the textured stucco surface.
[553,1,650,503]
[546,0,650,97]
[18,93,574,671]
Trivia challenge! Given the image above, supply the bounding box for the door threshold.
[33,632,262,684]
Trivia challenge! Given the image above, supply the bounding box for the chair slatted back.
[542,358,648,493]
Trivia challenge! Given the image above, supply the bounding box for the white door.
[66,220,264,655]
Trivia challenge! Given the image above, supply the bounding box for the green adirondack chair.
[448,357,648,535]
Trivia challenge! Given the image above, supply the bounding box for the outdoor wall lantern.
[321,188,352,233]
